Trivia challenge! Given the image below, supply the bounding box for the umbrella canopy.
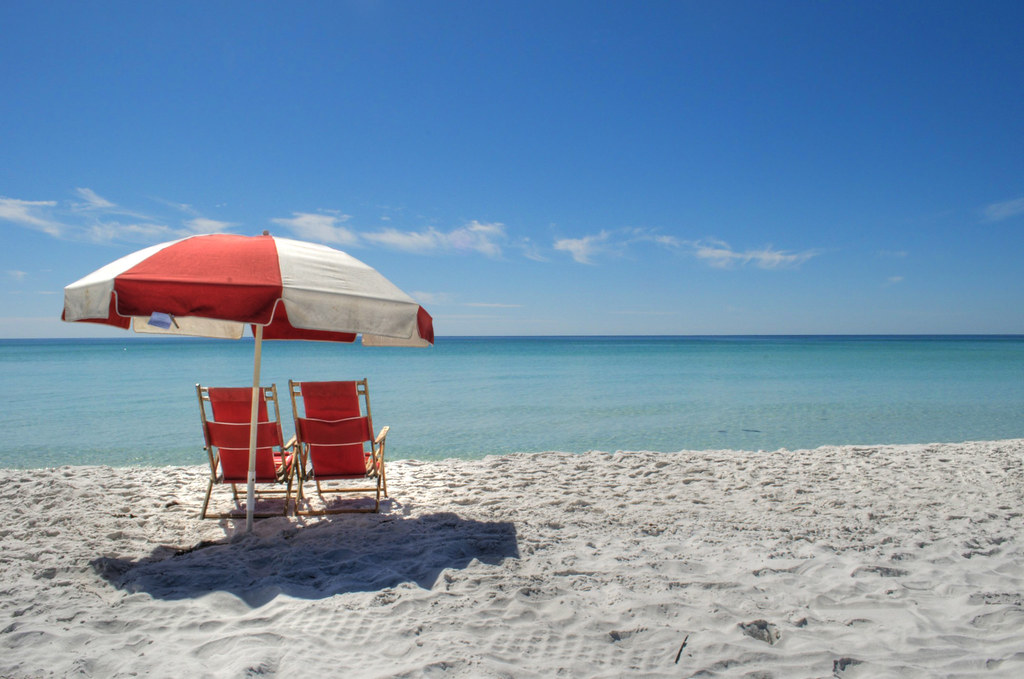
[63,232,433,346]
[62,232,433,529]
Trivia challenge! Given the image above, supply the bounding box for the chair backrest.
[197,385,285,483]
[207,386,271,423]
[289,379,374,477]
[295,381,362,419]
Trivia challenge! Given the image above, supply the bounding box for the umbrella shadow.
[91,510,519,608]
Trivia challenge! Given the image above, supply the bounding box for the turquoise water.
[1,336,1023,468]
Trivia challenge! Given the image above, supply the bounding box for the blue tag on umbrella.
[148,312,174,329]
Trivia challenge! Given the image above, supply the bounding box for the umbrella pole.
[246,325,264,533]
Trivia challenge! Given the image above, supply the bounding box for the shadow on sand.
[91,509,519,608]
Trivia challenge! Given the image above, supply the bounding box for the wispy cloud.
[1,190,241,245]
[1,189,825,278]
[983,197,1024,222]
[84,221,177,242]
[268,213,509,256]
[362,220,507,257]
[517,236,548,262]
[691,238,820,269]
[72,187,115,210]
[154,198,201,218]
[878,249,908,258]
[446,220,505,257]
[410,291,521,309]
[553,230,611,264]
[553,227,684,264]
[552,229,819,270]
[7,270,27,281]
[362,227,440,251]
[410,291,456,305]
[626,229,683,249]
[70,192,174,242]
[887,276,905,284]
[77,189,163,222]
[270,212,357,245]
[0,197,65,237]
[8,188,519,261]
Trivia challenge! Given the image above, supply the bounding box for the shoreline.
[2,439,1023,677]
[12,434,1024,471]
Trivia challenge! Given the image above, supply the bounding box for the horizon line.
[4,333,1024,342]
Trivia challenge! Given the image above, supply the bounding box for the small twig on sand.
[674,634,690,664]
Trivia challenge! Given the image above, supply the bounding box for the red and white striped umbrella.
[62,232,433,346]
[62,232,433,529]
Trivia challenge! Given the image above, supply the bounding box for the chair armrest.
[284,435,297,450]
[374,425,390,446]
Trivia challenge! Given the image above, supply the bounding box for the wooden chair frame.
[196,384,297,519]
[288,378,389,514]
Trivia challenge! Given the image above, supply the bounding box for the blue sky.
[2,0,1022,337]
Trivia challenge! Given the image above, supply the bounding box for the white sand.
[2,440,1023,678]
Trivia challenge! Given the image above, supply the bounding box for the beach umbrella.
[62,232,433,531]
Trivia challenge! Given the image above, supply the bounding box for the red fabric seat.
[298,381,361,420]
[205,420,291,482]
[296,416,374,477]
[288,379,389,513]
[197,384,296,519]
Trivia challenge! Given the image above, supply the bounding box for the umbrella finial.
[262,230,270,236]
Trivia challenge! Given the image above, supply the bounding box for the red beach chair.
[196,384,297,519]
[287,379,389,513]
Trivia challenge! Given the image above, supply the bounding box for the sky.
[2,0,1023,338]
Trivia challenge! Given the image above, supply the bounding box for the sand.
[1,439,1023,678]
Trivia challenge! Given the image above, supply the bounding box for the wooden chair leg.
[200,478,215,519]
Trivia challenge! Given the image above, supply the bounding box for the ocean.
[2,335,1023,468]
